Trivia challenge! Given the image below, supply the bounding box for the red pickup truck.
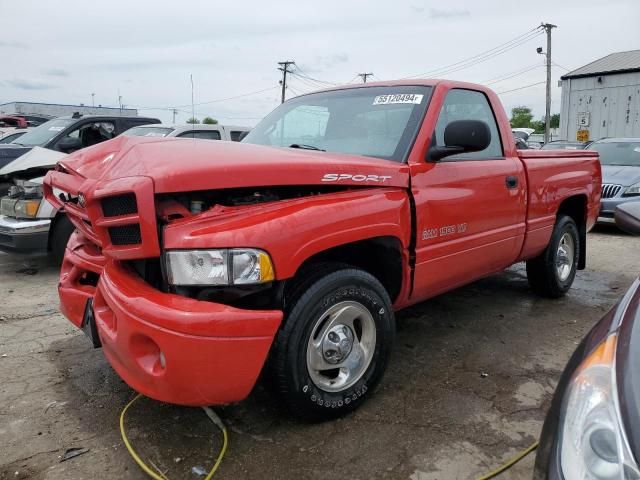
[44,80,601,420]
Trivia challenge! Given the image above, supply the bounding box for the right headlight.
[623,183,640,197]
[165,248,275,286]
[560,334,640,479]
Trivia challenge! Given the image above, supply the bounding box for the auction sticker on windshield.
[373,94,423,105]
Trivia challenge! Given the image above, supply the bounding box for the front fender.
[163,188,412,279]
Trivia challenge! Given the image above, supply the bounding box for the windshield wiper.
[289,143,325,152]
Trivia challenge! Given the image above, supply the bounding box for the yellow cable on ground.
[119,394,229,480]
[476,441,539,480]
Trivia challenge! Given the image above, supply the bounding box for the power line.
[482,63,542,85]
[401,27,543,79]
[496,80,546,94]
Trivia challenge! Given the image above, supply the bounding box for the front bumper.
[0,215,50,253]
[59,241,284,406]
[598,196,640,224]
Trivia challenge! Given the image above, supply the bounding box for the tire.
[50,215,75,265]
[526,215,580,298]
[272,265,395,421]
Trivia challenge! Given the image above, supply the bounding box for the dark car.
[587,138,640,224]
[534,202,640,479]
[0,114,160,170]
[541,141,590,150]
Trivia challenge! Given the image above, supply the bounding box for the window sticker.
[373,94,423,106]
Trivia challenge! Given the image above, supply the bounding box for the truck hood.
[601,165,640,187]
[0,146,67,177]
[0,145,32,170]
[59,136,409,192]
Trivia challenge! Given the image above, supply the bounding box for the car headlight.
[165,249,275,286]
[560,334,640,479]
[0,197,42,219]
[623,183,640,197]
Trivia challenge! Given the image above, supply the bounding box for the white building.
[559,50,640,142]
[0,101,138,120]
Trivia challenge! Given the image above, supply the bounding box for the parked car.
[541,141,590,150]
[0,115,160,260]
[122,124,250,141]
[587,138,640,224]
[0,131,27,144]
[0,114,161,171]
[534,201,640,479]
[45,79,600,421]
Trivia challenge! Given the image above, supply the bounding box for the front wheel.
[526,215,579,298]
[272,267,395,421]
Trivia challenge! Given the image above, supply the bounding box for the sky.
[1,0,638,126]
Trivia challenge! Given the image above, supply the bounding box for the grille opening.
[601,184,622,199]
[79,271,99,287]
[109,224,142,245]
[101,193,138,217]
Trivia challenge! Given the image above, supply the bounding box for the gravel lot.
[1,225,638,480]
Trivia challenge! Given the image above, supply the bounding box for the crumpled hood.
[0,146,67,176]
[601,165,640,187]
[0,144,32,169]
[59,136,409,192]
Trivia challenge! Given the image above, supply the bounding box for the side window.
[60,122,116,148]
[433,89,503,160]
[230,130,246,142]
[177,130,222,140]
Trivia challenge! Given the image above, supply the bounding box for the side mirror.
[428,120,491,161]
[57,136,82,153]
[615,203,640,235]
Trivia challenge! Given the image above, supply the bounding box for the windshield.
[123,126,174,137]
[12,118,75,147]
[541,142,582,150]
[589,141,640,166]
[243,86,432,162]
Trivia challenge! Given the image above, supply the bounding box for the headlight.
[623,183,640,197]
[165,249,275,286]
[560,334,640,479]
[0,197,42,218]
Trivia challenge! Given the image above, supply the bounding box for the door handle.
[505,176,518,189]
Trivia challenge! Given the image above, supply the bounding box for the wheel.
[50,215,75,265]
[272,265,395,421]
[526,215,579,298]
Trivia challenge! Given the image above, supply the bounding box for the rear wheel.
[272,265,395,421]
[50,215,75,265]
[526,215,579,298]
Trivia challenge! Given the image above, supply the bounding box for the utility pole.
[278,61,295,103]
[91,93,95,107]
[357,73,374,83]
[541,22,556,144]
[172,109,178,124]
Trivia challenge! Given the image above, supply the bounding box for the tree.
[550,113,560,129]
[186,117,200,124]
[530,120,545,133]
[510,106,533,128]
[202,117,218,125]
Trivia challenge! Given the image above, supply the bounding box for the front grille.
[108,224,142,245]
[101,193,138,217]
[602,184,622,199]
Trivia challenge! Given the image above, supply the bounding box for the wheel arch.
[284,236,408,305]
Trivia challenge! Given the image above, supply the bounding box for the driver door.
[410,88,526,301]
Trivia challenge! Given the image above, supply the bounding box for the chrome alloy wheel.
[306,301,377,392]
[556,232,575,282]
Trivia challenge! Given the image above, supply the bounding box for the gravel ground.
[1,225,638,480]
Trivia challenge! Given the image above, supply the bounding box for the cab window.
[177,130,222,140]
[433,89,503,160]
